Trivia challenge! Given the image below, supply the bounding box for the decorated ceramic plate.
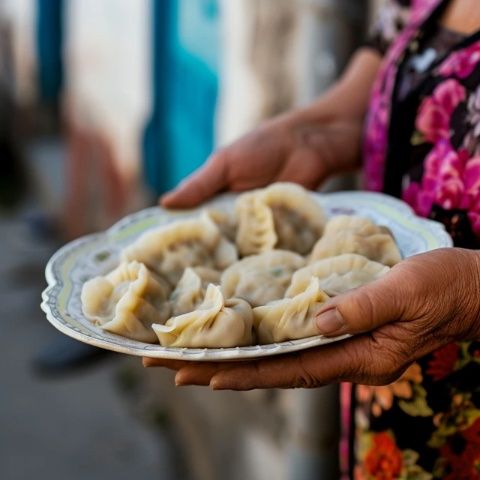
[41,191,453,361]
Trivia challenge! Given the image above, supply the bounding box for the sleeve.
[365,0,412,56]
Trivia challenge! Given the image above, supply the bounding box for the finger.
[175,363,225,386]
[160,152,227,208]
[315,265,410,337]
[142,357,190,370]
[210,334,409,390]
[209,338,359,390]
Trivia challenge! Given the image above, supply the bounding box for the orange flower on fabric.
[364,432,403,480]
[357,363,423,416]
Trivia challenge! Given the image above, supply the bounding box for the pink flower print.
[416,79,466,143]
[364,98,389,192]
[438,41,480,79]
[402,140,480,235]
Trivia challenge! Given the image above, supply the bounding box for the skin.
[160,49,381,208]
[144,249,480,389]
[146,1,480,390]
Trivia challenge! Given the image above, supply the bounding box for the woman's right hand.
[160,114,363,208]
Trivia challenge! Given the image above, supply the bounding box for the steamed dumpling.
[81,261,171,342]
[235,183,325,256]
[260,183,325,254]
[310,215,401,266]
[286,253,390,297]
[235,192,277,256]
[322,215,393,238]
[153,284,254,348]
[121,211,238,286]
[221,250,306,307]
[310,231,401,266]
[207,208,237,242]
[170,267,221,316]
[253,277,330,344]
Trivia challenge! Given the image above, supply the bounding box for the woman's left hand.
[143,248,480,390]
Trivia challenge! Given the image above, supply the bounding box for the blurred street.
[0,153,177,480]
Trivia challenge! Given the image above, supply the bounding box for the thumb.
[160,152,227,208]
[315,267,408,337]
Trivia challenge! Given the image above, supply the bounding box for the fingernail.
[316,308,345,335]
[175,374,186,387]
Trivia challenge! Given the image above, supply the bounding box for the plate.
[41,191,453,361]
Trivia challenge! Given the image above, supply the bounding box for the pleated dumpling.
[253,277,330,344]
[170,267,221,316]
[81,261,171,343]
[121,211,238,286]
[322,215,393,238]
[235,183,325,256]
[153,284,254,348]
[311,215,401,266]
[235,192,277,257]
[260,183,325,254]
[286,253,390,297]
[221,250,306,307]
[207,208,237,242]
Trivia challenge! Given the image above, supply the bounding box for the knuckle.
[296,355,322,388]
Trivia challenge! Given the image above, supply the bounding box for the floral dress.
[352,0,480,478]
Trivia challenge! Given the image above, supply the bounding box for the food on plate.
[153,284,254,348]
[235,192,277,256]
[221,250,305,307]
[253,277,330,343]
[81,261,171,343]
[207,208,237,242]
[121,211,237,286]
[170,267,221,316]
[310,215,401,266]
[80,183,404,348]
[286,253,390,297]
[260,183,326,254]
[235,183,325,256]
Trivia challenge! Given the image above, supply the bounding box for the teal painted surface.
[36,0,64,104]
[143,0,220,195]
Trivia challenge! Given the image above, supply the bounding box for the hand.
[160,114,362,208]
[143,248,480,390]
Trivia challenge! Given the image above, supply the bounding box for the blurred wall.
[62,0,151,237]
[0,0,37,106]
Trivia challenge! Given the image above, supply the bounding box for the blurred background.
[0,1,382,479]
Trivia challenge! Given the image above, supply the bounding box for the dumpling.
[253,277,330,344]
[260,183,326,254]
[153,284,254,348]
[121,211,238,286]
[170,267,221,316]
[322,215,393,238]
[221,250,306,307]
[235,192,277,256]
[235,183,326,256]
[310,215,401,266]
[207,208,237,242]
[81,261,171,343]
[286,253,390,297]
[310,231,401,266]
